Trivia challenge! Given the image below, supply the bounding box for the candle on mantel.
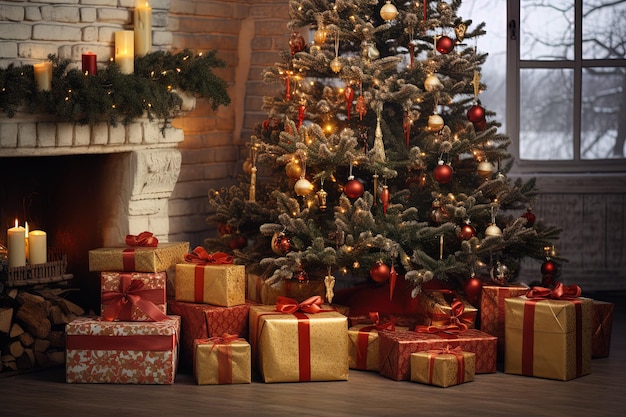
[134,1,152,57]
[28,229,47,265]
[114,30,134,74]
[7,220,26,268]
[33,61,52,91]
[24,221,29,262]
[82,52,97,75]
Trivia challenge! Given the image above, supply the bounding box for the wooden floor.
[2,291,624,417]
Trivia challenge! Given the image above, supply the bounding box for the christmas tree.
[206,0,561,305]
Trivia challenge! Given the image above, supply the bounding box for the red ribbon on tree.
[425,345,467,385]
[101,274,168,322]
[184,246,233,264]
[125,231,159,247]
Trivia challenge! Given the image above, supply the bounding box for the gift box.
[504,285,592,381]
[480,284,529,357]
[592,300,614,358]
[379,328,497,381]
[65,315,180,384]
[168,300,253,369]
[194,336,251,384]
[246,272,325,305]
[175,263,245,307]
[410,347,475,387]
[249,298,349,383]
[419,291,477,329]
[100,271,167,321]
[348,323,408,371]
[89,241,189,272]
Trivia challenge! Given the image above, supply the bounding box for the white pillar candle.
[28,230,47,265]
[24,221,29,262]
[7,221,26,268]
[33,62,52,91]
[115,30,135,74]
[134,1,152,57]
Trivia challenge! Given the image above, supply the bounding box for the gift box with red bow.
[100,271,168,322]
[410,346,475,387]
[348,313,408,371]
[249,296,348,383]
[378,326,496,381]
[88,232,189,273]
[418,291,477,329]
[246,272,326,305]
[175,247,245,307]
[504,282,592,381]
[65,315,180,384]
[480,284,529,357]
[193,334,251,384]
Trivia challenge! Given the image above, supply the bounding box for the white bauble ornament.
[485,224,503,237]
[424,74,442,92]
[294,178,314,196]
[428,114,444,132]
[477,161,495,178]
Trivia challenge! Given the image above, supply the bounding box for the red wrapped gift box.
[100,271,167,322]
[379,328,497,381]
[168,300,253,368]
[592,300,614,358]
[480,284,529,357]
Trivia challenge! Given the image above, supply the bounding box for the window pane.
[583,1,626,60]
[581,67,626,159]
[520,0,574,61]
[519,68,573,160]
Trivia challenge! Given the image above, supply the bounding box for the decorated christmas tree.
[206,0,561,306]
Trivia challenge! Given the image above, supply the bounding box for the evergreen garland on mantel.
[0,49,231,130]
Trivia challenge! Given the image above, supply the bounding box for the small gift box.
[348,313,408,371]
[100,271,168,322]
[247,272,325,305]
[175,247,245,307]
[419,291,477,329]
[89,232,189,273]
[480,284,529,357]
[194,334,251,384]
[249,296,348,383]
[504,283,592,381]
[65,315,180,384]
[410,346,475,387]
[592,300,614,358]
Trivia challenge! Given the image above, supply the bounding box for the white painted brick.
[129,199,165,216]
[0,122,18,148]
[0,42,18,59]
[74,124,91,146]
[153,11,167,28]
[16,123,36,148]
[56,122,74,147]
[0,4,25,22]
[18,42,60,59]
[24,6,42,22]
[32,24,82,42]
[152,30,172,46]
[40,6,80,23]
[126,122,143,144]
[70,44,112,61]
[161,125,184,143]
[58,45,72,59]
[128,216,152,236]
[152,0,172,10]
[36,122,56,147]
[97,8,130,24]
[32,0,78,4]
[82,0,119,6]
[0,23,31,41]
[82,26,98,42]
[109,123,126,144]
[142,120,160,144]
[80,7,97,23]
[92,122,108,145]
[98,26,118,43]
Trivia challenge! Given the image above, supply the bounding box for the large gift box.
[480,284,529,356]
[89,239,189,273]
[592,300,614,358]
[65,315,180,384]
[379,328,497,381]
[348,321,408,371]
[419,291,477,329]
[410,347,475,387]
[504,283,592,381]
[247,272,325,305]
[176,258,245,307]
[249,297,349,383]
[100,271,168,321]
[168,300,253,369]
[194,335,251,384]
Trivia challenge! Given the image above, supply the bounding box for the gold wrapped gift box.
[175,263,245,307]
[193,337,251,384]
[410,349,476,387]
[419,291,477,329]
[89,242,189,273]
[348,324,407,371]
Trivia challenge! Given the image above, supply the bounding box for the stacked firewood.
[0,287,84,373]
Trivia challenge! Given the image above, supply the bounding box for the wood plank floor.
[1,291,624,417]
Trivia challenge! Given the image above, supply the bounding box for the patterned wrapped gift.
[348,313,408,371]
[168,300,253,369]
[89,233,189,272]
[592,300,614,358]
[65,315,180,384]
[175,247,245,307]
[504,283,592,381]
[419,291,477,329]
[379,327,497,381]
[249,296,348,383]
[480,284,529,356]
[410,346,475,387]
[100,271,168,322]
[247,272,325,305]
[194,334,251,384]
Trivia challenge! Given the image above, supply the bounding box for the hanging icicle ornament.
[371,107,386,163]
[284,73,291,101]
[344,161,364,199]
[372,173,379,205]
[485,205,503,237]
[316,180,328,210]
[380,184,390,214]
[403,110,412,147]
[297,100,306,129]
[344,85,354,120]
[433,159,454,184]
[380,1,398,21]
[356,81,367,120]
[248,143,259,202]
[324,266,335,303]
[330,31,342,73]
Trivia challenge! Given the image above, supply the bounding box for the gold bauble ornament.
[380,1,398,21]
[314,29,327,44]
[285,160,302,179]
[477,160,495,178]
[428,114,444,131]
[485,224,503,237]
[424,74,443,92]
[294,177,315,196]
[330,57,342,73]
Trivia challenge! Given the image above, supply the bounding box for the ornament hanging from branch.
[344,161,364,199]
[370,260,391,283]
[435,35,455,54]
[485,204,503,237]
[356,81,367,120]
[297,100,306,129]
[324,267,335,303]
[380,1,399,21]
[521,206,536,227]
[370,106,386,163]
[344,85,354,120]
[330,31,342,73]
[316,180,328,210]
[271,231,292,255]
[433,159,454,184]
[454,23,467,43]
[289,32,306,55]
[380,184,390,214]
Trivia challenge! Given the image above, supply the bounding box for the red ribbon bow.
[526,281,582,300]
[185,246,233,264]
[431,297,472,331]
[125,231,158,247]
[206,332,240,352]
[275,295,327,314]
[414,324,464,339]
[101,275,168,322]
[366,312,396,331]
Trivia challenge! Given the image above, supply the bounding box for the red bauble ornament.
[458,223,476,240]
[541,259,557,275]
[271,232,292,255]
[228,233,247,250]
[436,35,455,54]
[467,104,486,123]
[380,185,390,214]
[464,276,483,299]
[289,32,306,55]
[217,223,233,236]
[521,207,536,227]
[370,261,391,283]
[294,269,309,283]
[473,119,487,131]
[344,177,364,199]
[433,161,454,184]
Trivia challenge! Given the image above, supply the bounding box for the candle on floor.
[7,220,26,268]
[134,1,152,57]
[28,230,47,265]
[115,30,135,74]
[33,61,52,91]
[82,52,97,75]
